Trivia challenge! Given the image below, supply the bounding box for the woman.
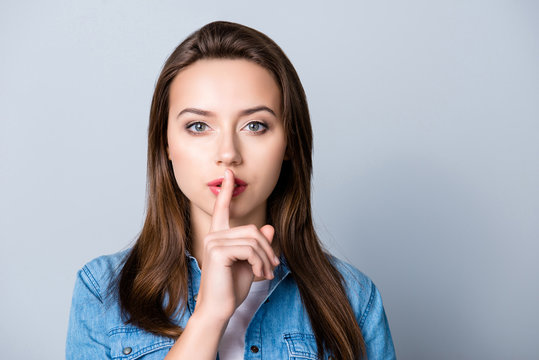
[66,21,395,360]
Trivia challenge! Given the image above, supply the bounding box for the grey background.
[1,0,538,359]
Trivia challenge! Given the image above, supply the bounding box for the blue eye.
[186,122,208,133]
[244,121,267,133]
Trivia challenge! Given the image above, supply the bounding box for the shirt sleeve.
[66,267,111,359]
[359,281,396,360]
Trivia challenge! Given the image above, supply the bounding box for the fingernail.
[224,169,230,180]
[273,256,280,265]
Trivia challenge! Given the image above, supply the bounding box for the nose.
[215,130,242,166]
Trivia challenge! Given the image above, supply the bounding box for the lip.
[207,177,248,197]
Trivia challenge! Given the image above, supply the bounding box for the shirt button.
[122,347,132,355]
[250,345,259,353]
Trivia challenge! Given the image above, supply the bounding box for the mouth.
[207,177,248,197]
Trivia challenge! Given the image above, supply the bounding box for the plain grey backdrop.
[1,0,538,359]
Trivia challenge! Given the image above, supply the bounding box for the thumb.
[259,224,275,244]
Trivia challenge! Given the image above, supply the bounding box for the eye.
[186,121,209,134]
[243,121,268,134]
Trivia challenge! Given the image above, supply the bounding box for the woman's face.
[167,59,286,227]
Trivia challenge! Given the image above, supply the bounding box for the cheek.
[168,147,201,191]
[254,141,287,190]
[169,138,209,168]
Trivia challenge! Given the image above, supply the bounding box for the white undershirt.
[217,280,270,360]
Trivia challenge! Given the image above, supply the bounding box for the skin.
[164,59,287,359]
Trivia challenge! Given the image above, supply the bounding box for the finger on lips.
[210,169,234,232]
[207,169,278,279]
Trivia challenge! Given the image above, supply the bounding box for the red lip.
[207,177,248,197]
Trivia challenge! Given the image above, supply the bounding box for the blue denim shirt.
[66,249,396,359]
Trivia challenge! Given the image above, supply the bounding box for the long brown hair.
[118,21,366,359]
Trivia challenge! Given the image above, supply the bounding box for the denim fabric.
[66,249,396,359]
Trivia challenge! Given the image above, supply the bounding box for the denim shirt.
[66,249,396,359]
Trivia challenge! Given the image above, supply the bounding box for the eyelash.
[185,121,269,135]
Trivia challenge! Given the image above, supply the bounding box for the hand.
[193,169,280,323]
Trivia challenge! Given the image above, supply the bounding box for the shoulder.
[67,248,177,359]
[327,254,373,296]
[326,254,379,326]
[76,248,131,302]
[327,254,372,292]
[326,255,396,357]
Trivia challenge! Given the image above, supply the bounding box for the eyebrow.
[177,105,277,119]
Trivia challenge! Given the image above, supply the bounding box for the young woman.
[66,21,396,360]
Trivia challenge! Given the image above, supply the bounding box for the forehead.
[168,59,282,117]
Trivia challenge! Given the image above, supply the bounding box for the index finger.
[210,168,234,231]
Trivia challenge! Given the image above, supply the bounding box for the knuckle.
[206,241,222,256]
[246,246,256,257]
[209,246,224,260]
[203,233,215,243]
[253,258,262,268]
[205,238,216,249]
